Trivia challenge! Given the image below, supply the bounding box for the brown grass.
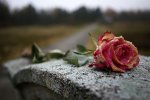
[86,21,150,56]
[0,25,82,63]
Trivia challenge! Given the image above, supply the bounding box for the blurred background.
[0,0,150,100]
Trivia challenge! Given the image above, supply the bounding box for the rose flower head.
[89,32,139,73]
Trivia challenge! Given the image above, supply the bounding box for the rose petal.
[102,41,125,72]
[125,41,139,68]
[115,44,131,65]
[98,32,115,45]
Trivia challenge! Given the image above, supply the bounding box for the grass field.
[0,25,82,63]
[1,22,150,63]
[87,21,150,56]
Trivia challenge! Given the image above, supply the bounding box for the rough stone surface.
[19,83,65,100]
[4,56,150,100]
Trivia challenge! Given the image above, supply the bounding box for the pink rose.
[89,32,139,72]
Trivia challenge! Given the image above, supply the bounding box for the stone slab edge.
[3,56,150,100]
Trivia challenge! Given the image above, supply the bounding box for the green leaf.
[46,49,65,59]
[32,43,66,63]
[32,43,45,63]
[32,43,42,56]
[79,59,89,66]
[64,57,79,67]
[73,50,93,55]
[64,51,79,66]
[31,43,90,66]
[76,44,88,52]
[75,44,94,56]
[64,50,89,67]
[32,55,45,63]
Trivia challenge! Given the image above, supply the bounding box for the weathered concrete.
[3,55,150,100]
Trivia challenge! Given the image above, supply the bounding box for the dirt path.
[44,24,98,52]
